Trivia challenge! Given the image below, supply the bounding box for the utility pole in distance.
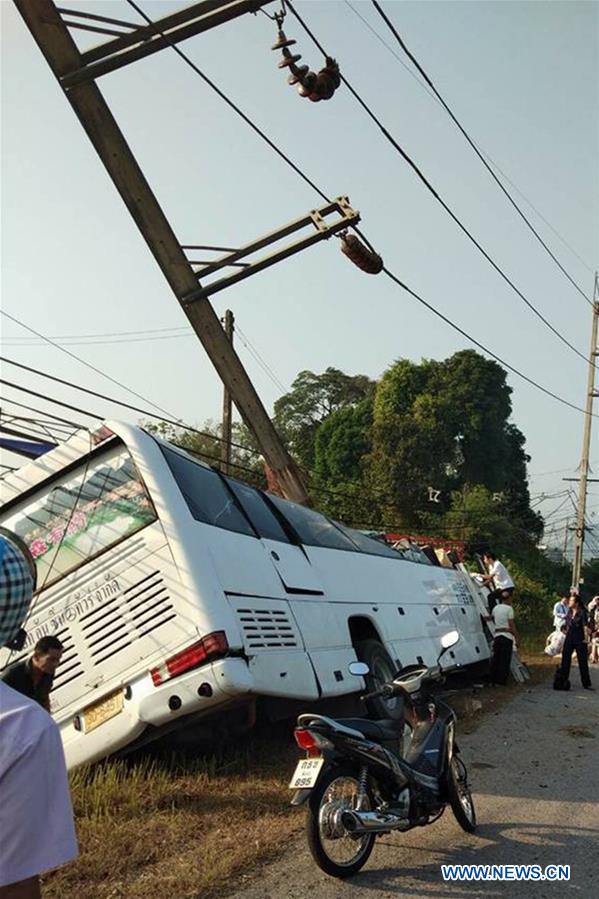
[563,519,570,562]
[571,273,599,588]
[220,310,234,476]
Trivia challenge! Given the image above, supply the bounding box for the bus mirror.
[348,661,370,677]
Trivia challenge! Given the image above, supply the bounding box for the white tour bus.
[0,422,490,769]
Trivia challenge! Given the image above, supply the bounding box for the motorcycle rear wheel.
[447,755,476,832]
[306,766,376,878]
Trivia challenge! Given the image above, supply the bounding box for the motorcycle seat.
[337,717,404,743]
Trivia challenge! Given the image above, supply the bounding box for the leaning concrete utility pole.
[220,311,234,476]
[13,0,315,503]
[571,273,599,588]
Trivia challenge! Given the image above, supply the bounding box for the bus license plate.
[289,757,324,789]
[83,689,124,733]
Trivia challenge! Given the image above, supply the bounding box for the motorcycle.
[288,630,476,877]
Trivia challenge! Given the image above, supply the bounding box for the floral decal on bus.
[3,445,156,589]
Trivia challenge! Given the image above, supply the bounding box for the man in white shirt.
[481,551,515,612]
[0,531,78,898]
[552,594,570,631]
[485,594,518,685]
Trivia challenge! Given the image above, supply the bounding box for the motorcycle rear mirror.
[348,661,370,677]
[441,630,460,650]
[437,630,460,667]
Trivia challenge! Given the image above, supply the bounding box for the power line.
[116,3,592,421]
[0,309,179,419]
[0,397,88,431]
[235,325,288,393]
[381,268,593,416]
[125,0,330,206]
[0,357,261,455]
[2,331,193,347]
[285,1,591,366]
[348,0,594,276]
[369,0,594,306]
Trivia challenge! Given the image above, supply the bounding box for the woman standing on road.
[560,595,594,690]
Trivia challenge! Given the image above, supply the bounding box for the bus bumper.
[137,656,253,727]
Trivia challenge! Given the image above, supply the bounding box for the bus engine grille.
[51,626,84,692]
[236,607,299,649]
[81,571,176,665]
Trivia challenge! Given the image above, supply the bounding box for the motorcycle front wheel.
[306,765,376,878]
[447,755,476,832]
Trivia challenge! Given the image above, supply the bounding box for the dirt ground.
[226,658,598,899]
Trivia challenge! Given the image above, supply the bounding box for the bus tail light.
[150,631,228,686]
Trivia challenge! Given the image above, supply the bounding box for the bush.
[504,557,554,630]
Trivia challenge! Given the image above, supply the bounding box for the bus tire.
[356,639,402,721]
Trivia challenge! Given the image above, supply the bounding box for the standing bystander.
[552,593,570,632]
[559,595,593,689]
[0,531,78,899]
[1,636,63,711]
[588,596,599,665]
[486,593,518,686]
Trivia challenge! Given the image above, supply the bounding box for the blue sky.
[1,0,598,552]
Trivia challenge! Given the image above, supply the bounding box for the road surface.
[230,675,598,899]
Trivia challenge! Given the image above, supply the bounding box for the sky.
[1,0,598,554]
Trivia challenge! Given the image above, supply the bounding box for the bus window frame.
[1,437,159,595]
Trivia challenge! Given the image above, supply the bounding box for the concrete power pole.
[572,273,599,588]
[220,310,234,475]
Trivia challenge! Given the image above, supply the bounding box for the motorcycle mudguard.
[290,788,312,807]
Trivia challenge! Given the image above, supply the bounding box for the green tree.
[367,351,541,536]
[273,368,375,471]
[311,399,375,524]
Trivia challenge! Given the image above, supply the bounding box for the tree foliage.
[271,352,543,552]
[273,367,375,471]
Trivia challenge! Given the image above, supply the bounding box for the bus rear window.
[2,445,156,590]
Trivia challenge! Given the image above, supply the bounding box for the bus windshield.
[2,442,156,591]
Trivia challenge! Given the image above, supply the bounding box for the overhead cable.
[122,3,591,419]
[369,0,594,306]
[285,1,590,364]
[0,358,260,455]
[0,309,179,419]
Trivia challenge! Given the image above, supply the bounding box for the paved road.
[231,677,598,899]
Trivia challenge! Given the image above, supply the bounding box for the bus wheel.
[356,639,402,721]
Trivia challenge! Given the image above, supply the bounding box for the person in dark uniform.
[1,635,64,710]
[560,595,593,690]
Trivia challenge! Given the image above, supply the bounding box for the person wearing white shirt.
[485,594,518,685]
[552,594,570,631]
[481,551,515,612]
[0,531,78,899]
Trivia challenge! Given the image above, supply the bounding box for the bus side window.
[225,480,290,543]
[161,446,254,537]
[334,522,401,559]
[269,496,358,551]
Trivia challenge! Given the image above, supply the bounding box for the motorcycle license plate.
[289,757,324,789]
